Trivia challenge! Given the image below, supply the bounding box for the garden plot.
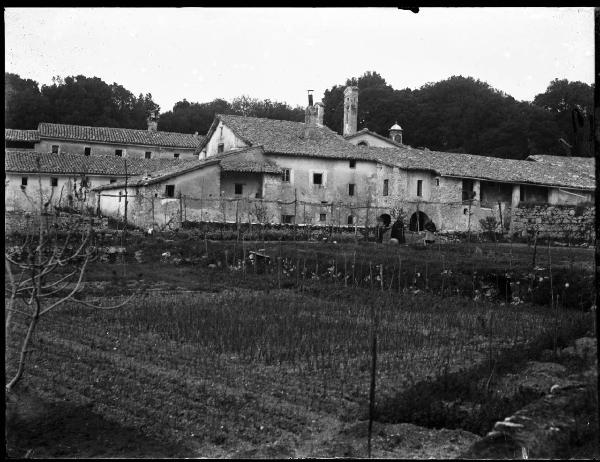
[5,285,588,458]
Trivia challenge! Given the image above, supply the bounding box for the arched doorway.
[409,211,429,232]
[378,213,391,227]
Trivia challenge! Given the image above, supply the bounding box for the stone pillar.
[343,86,359,137]
[511,184,520,208]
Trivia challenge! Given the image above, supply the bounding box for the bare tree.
[5,164,141,393]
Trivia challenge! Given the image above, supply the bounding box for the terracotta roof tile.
[5,151,187,176]
[94,146,281,190]
[38,123,204,149]
[5,129,40,142]
[214,114,367,159]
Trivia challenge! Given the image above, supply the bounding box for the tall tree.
[159,96,303,134]
[5,73,49,129]
[533,79,594,156]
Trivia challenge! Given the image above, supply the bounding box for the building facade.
[5,112,204,160]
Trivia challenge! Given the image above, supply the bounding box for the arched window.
[357,141,368,147]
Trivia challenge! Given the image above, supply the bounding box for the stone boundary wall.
[4,211,109,235]
[510,204,595,243]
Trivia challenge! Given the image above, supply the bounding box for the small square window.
[319,213,326,222]
[21,177,28,186]
[50,177,58,187]
[383,179,389,196]
[51,145,59,154]
[349,160,356,168]
[234,183,243,195]
[282,215,294,224]
[84,147,91,156]
[282,168,291,182]
[145,151,152,159]
[417,180,423,197]
[165,185,175,198]
[313,173,323,185]
[347,215,354,225]
[174,153,180,159]
[217,143,224,153]
[115,149,123,157]
[348,183,355,196]
[110,179,117,184]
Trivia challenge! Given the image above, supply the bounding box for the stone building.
[5,112,205,159]
[91,89,595,239]
[5,150,189,212]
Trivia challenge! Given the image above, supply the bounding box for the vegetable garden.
[5,233,596,457]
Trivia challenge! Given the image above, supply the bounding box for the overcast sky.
[5,7,595,112]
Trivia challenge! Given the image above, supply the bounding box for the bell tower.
[389,122,403,144]
[343,86,359,137]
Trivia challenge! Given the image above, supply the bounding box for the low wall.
[510,204,595,243]
[4,211,109,236]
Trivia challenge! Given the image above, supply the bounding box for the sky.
[5,7,595,112]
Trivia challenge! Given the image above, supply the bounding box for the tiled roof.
[373,148,595,190]
[210,115,594,190]
[94,146,279,190]
[38,123,204,149]
[5,129,40,142]
[344,128,405,148]
[220,148,282,174]
[526,155,595,184]
[211,114,367,159]
[5,151,188,176]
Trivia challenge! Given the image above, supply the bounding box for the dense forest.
[5,71,594,159]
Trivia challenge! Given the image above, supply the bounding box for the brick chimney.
[304,91,319,139]
[147,110,159,132]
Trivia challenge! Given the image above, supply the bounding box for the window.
[313,173,323,185]
[51,145,59,154]
[462,179,474,201]
[383,179,389,196]
[319,213,327,222]
[234,183,243,195]
[21,177,28,186]
[282,215,294,224]
[50,177,58,187]
[519,186,525,202]
[173,153,180,159]
[435,178,440,186]
[84,147,91,156]
[165,185,175,198]
[348,183,355,196]
[115,149,123,157]
[282,168,291,182]
[357,141,368,147]
[145,151,152,159]
[217,143,224,154]
[110,178,117,184]
[347,215,354,225]
[349,159,356,168]
[417,180,423,197]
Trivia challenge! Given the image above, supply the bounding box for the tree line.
[5,71,593,159]
[322,71,594,159]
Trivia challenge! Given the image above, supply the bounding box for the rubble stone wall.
[510,203,595,243]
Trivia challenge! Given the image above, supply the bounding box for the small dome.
[390,123,403,131]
